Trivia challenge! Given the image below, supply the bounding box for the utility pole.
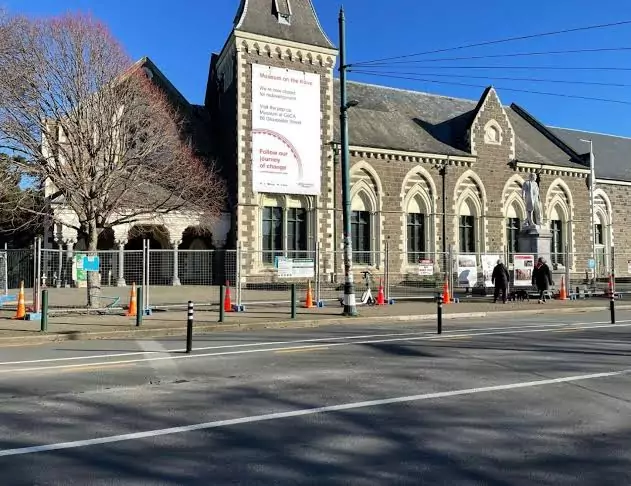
[339,7,357,316]
[581,139,596,276]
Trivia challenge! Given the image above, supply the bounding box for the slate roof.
[233,0,334,49]
[333,80,589,171]
[551,127,631,181]
[333,80,476,156]
[505,106,584,170]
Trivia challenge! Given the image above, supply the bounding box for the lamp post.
[580,139,596,276]
[339,7,358,316]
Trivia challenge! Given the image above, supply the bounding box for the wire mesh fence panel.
[0,250,7,295]
[240,250,317,305]
[123,250,144,288]
[387,251,447,301]
[6,249,34,289]
[41,249,62,288]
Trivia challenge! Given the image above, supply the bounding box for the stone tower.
[207,0,339,279]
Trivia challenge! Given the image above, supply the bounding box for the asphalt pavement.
[0,310,630,485]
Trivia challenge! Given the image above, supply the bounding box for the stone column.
[171,239,182,286]
[116,240,127,287]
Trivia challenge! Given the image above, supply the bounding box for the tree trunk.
[86,223,101,309]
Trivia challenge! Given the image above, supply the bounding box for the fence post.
[33,236,42,314]
[186,301,194,354]
[219,284,225,323]
[314,242,320,305]
[2,243,7,296]
[384,239,390,302]
[448,245,455,299]
[41,289,48,333]
[236,241,243,308]
[143,239,150,315]
[564,244,571,295]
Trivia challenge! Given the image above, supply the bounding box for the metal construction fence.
[1,241,628,310]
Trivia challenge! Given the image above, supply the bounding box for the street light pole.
[339,7,357,316]
[580,139,596,275]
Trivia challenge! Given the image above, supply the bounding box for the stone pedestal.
[518,226,552,264]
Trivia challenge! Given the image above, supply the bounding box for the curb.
[0,303,628,347]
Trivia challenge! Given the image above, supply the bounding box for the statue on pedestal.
[521,172,544,228]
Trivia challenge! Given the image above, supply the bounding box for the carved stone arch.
[350,161,383,211]
[325,56,334,68]
[404,184,432,214]
[241,40,250,53]
[458,188,483,217]
[350,179,378,213]
[263,44,272,57]
[296,50,303,62]
[545,177,574,212]
[548,195,570,222]
[316,54,323,66]
[306,52,314,64]
[483,119,503,145]
[594,188,613,217]
[502,174,525,204]
[504,191,527,220]
[400,165,437,207]
[453,169,487,212]
[253,42,260,55]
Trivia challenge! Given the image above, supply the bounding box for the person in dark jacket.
[491,259,510,304]
[532,257,554,303]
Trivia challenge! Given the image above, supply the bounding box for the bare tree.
[0,12,226,306]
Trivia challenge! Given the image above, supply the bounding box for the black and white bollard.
[186,301,194,354]
[610,288,616,325]
[437,293,443,335]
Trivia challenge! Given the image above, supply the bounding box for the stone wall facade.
[210,28,629,287]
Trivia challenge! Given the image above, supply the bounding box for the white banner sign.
[514,254,535,287]
[482,255,500,287]
[457,255,478,287]
[418,259,434,277]
[251,64,321,196]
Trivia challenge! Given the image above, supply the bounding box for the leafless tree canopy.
[0,11,225,246]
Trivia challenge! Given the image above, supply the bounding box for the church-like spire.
[233,0,334,49]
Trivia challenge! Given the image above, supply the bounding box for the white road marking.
[0,318,627,368]
[0,367,628,457]
[0,321,630,375]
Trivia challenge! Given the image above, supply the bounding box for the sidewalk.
[0,297,625,347]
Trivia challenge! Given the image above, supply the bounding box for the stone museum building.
[48,0,631,288]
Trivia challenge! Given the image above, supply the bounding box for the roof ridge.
[340,78,478,105]
[550,125,631,141]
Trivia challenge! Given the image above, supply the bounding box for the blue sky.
[5,0,631,136]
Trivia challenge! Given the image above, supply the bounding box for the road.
[0,310,630,485]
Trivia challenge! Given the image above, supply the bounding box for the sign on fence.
[457,255,478,287]
[514,255,534,286]
[417,259,434,276]
[73,254,101,286]
[481,255,500,287]
[275,257,314,279]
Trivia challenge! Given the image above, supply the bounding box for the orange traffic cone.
[304,280,314,308]
[442,277,450,304]
[126,283,137,317]
[13,281,26,320]
[559,276,567,300]
[224,280,233,312]
[376,278,386,305]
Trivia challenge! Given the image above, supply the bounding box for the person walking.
[491,259,510,304]
[532,257,554,303]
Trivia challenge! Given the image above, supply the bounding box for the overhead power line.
[349,71,631,105]
[360,46,631,66]
[349,69,631,87]
[353,65,631,71]
[351,19,631,66]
